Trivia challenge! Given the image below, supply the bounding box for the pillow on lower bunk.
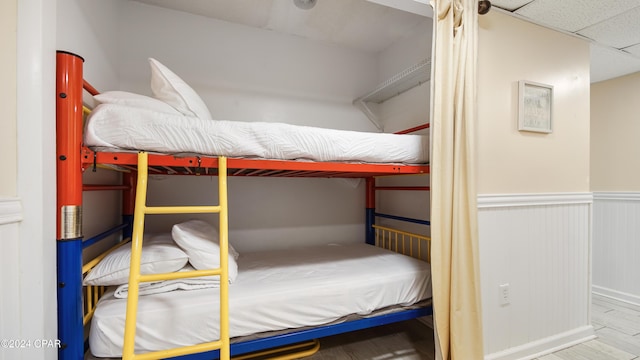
[171,220,239,283]
[149,58,213,120]
[94,91,182,115]
[83,234,189,286]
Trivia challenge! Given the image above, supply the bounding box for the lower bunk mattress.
[89,243,432,357]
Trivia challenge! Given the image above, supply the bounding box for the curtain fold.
[429,0,484,359]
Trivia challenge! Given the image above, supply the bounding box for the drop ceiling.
[491,0,640,82]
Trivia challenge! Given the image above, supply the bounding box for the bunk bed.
[56,50,432,360]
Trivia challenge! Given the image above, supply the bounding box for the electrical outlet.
[499,283,510,306]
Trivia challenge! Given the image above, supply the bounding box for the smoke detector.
[294,0,317,10]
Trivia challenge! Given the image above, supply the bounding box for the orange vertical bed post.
[56,51,85,239]
[56,50,85,360]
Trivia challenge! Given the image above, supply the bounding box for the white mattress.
[89,243,431,357]
[84,104,429,164]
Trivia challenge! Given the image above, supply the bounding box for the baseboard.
[0,197,22,225]
[484,326,595,360]
[593,285,640,307]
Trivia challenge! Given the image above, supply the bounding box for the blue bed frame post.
[122,171,136,240]
[56,50,86,360]
[57,240,83,360]
[365,177,375,245]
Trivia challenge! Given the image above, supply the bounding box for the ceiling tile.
[590,44,640,83]
[515,0,640,33]
[578,6,640,49]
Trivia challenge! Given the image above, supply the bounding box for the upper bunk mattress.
[88,243,431,357]
[84,104,429,164]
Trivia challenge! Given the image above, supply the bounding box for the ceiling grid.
[491,0,640,82]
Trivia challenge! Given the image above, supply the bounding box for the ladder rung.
[139,268,222,283]
[131,340,224,360]
[144,205,222,215]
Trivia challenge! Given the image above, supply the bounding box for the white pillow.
[149,58,212,120]
[171,220,239,283]
[83,234,189,286]
[94,91,181,115]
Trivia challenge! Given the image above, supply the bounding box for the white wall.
[591,72,640,305]
[378,18,432,134]
[592,193,640,305]
[14,0,57,358]
[115,2,430,251]
[477,11,593,359]
[56,0,121,91]
[56,0,125,259]
[1,1,124,359]
[0,199,22,360]
[118,2,378,129]
[0,2,21,359]
[0,0,17,197]
[479,194,593,359]
[373,16,432,236]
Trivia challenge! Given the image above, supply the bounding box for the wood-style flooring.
[536,294,640,360]
[305,318,435,360]
[307,294,640,360]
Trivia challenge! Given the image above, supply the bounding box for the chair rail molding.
[478,192,593,208]
[593,191,640,201]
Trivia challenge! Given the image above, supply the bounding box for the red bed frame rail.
[81,148,429,178]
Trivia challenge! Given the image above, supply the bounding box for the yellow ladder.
[122,152,230,360]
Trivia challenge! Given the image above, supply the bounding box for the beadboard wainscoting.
[0,197,22,360]
[478,193,594,360]
[592,192,640,307]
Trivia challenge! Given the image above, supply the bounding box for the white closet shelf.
[356,58,431,104]
[354,58,431,130]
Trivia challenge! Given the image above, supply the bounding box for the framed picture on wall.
[518,80,553,133]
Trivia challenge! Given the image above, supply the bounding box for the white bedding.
[84,104,429,164]
[89,243,431,357]
[112,265,219,299]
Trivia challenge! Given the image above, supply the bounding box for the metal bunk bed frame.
[56,50,432,360]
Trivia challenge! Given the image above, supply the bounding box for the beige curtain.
[429,0,484,359]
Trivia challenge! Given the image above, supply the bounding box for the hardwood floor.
[536,294,640,360]
[307,294,640,360]
[305,319,436,360]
